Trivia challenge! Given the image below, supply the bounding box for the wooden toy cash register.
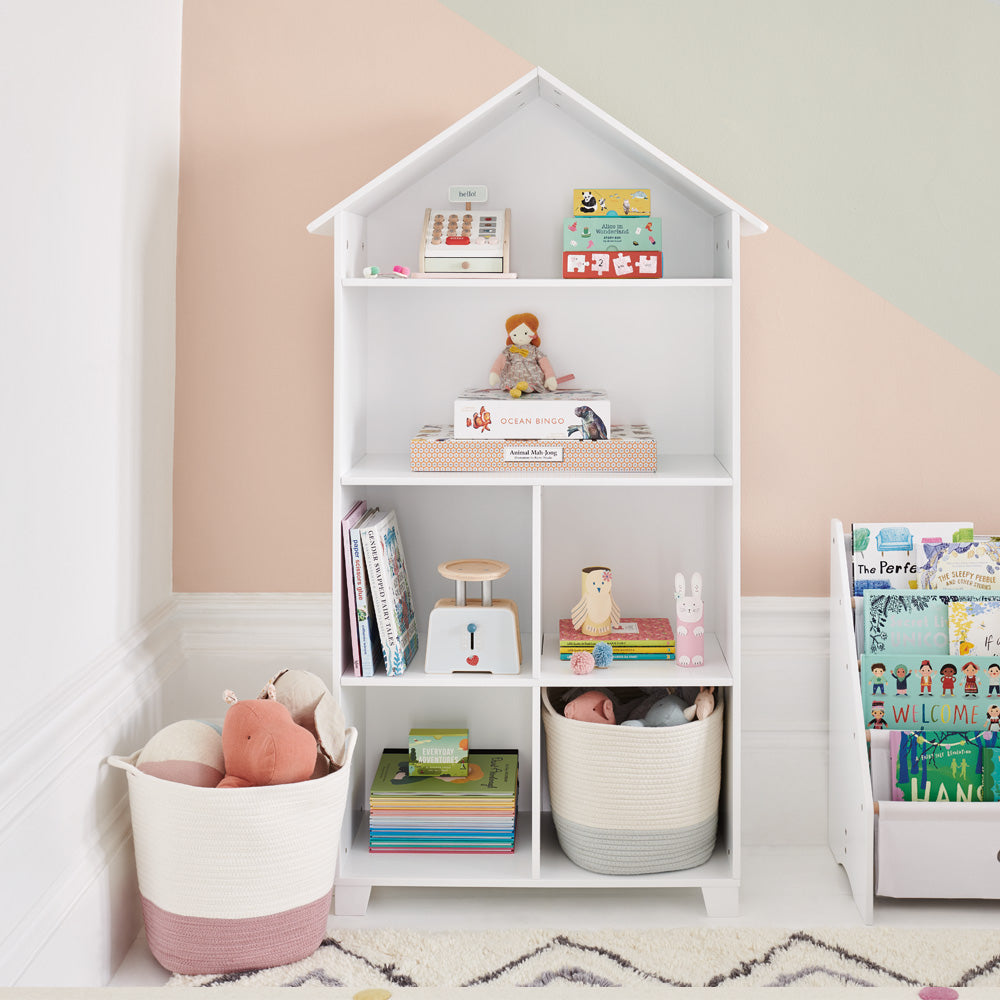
[419,185,511,275]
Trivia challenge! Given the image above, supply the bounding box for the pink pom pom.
[570,651,595,675]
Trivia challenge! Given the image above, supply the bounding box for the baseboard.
[0,600,185,987]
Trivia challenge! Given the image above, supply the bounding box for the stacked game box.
[562,188,662,279]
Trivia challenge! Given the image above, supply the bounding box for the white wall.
[0,0,182,985]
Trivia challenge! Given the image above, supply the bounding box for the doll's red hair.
[505,312,540,347]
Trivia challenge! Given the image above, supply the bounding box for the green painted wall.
[442,0,1000,372]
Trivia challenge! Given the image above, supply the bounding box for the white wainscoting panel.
[0,600,185,987]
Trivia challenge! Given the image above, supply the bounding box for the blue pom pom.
[592,641,614,668]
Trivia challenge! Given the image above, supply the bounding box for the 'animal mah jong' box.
[410,424,657,473]
[454,388,610,441]
[573,189,650,217]
[562,217,662,252]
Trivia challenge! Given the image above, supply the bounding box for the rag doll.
[488,312,557,397]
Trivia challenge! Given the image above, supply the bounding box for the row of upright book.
[341,500,419,677]
[368,748,518,853]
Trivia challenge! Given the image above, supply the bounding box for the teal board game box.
[408,728,469,776]
[562,217,661,252]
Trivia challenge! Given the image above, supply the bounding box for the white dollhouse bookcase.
[309,67,765,917]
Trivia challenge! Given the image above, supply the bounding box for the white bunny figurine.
[674,572,705,666]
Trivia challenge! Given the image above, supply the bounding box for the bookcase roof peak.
[307,67,766,238]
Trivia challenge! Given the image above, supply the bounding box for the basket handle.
[105,753,140,776]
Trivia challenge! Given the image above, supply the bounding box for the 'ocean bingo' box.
[454,388,611,440]
[408,728,469,776]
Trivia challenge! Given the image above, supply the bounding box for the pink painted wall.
[174,1,1000,597]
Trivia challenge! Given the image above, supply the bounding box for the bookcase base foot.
[333,883,372,916]
[701,885,739,917]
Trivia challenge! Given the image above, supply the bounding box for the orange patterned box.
[410,424,656,473]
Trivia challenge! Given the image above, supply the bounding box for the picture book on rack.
[850,521,972,597]
[862,590,994,655]
[919,539,1000,591]
[862,654,1000,732]
[889,730,998,802]
[361,509,419,676]
[948,598,1000,656]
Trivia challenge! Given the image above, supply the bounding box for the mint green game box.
[408,728,469,777]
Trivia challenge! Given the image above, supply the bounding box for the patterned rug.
[166,927,1000,991]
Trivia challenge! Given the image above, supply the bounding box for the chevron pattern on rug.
[167,927,1000,989]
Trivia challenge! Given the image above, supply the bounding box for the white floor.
[109,845,1000,985]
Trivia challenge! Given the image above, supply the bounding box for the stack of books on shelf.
[562,188,662,279]
[368,749,518,853]
[341,500,419,677]
[854,519,1000,803]
[559,617,675,660]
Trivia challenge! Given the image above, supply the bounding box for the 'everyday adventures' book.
[362,509,419,676]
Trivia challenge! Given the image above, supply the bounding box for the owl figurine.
[570,566,621,636]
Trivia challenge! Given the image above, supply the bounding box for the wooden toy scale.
[425,559,522,674]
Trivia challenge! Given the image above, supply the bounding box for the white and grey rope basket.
[542,689,722,874]
[108,727,356,975]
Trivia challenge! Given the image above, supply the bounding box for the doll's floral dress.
[496,344,549,393]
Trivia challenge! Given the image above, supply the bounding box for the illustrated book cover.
[410,423,656,473]
[889,730,998,802]
[341,499,367,677]
[948,599,1000,656]
[850,521,972,597]
[861,654,1000,732]
[361,509,419,676]
[349,507,384,677]
[920,539,1000,591]
[454,388,611,441]
[862,590,992,655]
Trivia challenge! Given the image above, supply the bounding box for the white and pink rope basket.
[108,727,355,975]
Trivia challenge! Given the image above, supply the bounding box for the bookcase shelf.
[342,454,734,487]
[310,67,764,920]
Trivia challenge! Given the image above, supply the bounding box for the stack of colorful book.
[559,617,675,660]
[368,749,518,854]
